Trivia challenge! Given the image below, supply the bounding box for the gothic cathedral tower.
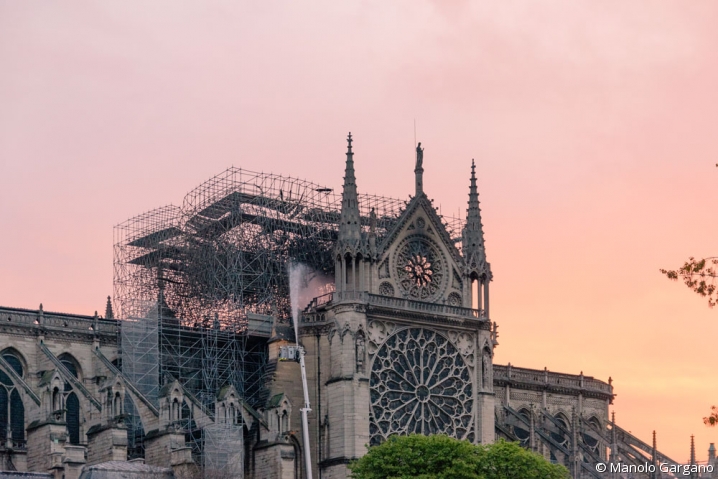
[301,135,496,479]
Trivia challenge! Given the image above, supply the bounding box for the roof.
[0,473,53,479]
[267,393,285,409]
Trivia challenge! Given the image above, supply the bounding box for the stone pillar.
[321,304,370,479]
[86,421,128,465]
[144,429,196,477]
[254,441,297,479]
[483,282,490,318]
[26,421,68,479]
[63,444,87,479]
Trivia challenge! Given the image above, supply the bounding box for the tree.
[705,406,718,427]
[348,435,569,479]
[660,257,718,308]
[474,439,570,479]
[660,161,718,428]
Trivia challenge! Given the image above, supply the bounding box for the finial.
[347,132,353,152]
[105,296,114,320]
[611,411,615,423]
[471,158,476,174]
[39,303,43,312]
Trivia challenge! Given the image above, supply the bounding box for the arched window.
[124,396,146,460]
[0,353,26,446]
[66,392,80,445]
[113,392,122,417]
[229,403,236,425]
[57,354,82,445]
[512,408,531,447]
[281,410,289,433]
[58,354,80,392]
[0,383,7,439]
[550,414,571,466]
[52,387,61,411]
[3,354,23,377]
[172,399,179,422]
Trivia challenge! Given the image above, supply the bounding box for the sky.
[1,0,717,462]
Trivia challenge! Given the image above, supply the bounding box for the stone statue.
[356,335,365,373]
[482,349,491,388]
[415,142,424,170]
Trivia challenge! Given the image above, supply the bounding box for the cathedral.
[0,135,711,479]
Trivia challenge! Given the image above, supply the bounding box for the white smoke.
[288,263,334,341]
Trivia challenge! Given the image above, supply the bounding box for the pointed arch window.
[0,353,26,448]
[58,353,82,445]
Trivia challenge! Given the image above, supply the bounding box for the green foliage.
[348,434,482,479]
[474,439,570,479]
[660,256,718,307]
[704,406,718,427]
[348,435,569,479]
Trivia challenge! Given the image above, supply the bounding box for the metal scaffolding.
[113,167,465,467]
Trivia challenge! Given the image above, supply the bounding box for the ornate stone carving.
[452,269,463,289]
[378,259,390,279]
[394,235,445,301]
[378,282,395,297]
[356,333,366,374]
[366,320,395,354]
[447,292,462,307]
[369,328,474,445]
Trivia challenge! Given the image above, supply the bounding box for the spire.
[463,159,490,279]
[464,160,485,253]
[105,296,114,319]
[415,142,424,196]
[652,430,657,468]
[338,132,361,243]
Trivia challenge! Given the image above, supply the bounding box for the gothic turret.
[104,296,114,320]
[463,160,487,263]
[462,159,492,315]
[338,132,361,244]
[334,133,370,293]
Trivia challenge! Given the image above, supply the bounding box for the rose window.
[369,328,474,445]
[404,255,433,286]
[395,236,445,301]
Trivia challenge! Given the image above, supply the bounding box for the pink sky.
[1,1,717,462]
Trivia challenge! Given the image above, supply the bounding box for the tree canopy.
[705,406,718,427]
[660,256,718,308]
[348,435,569,479]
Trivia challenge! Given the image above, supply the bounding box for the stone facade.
[0,137,700,479]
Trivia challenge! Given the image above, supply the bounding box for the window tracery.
[369,328,473,445]
[0,354,25,447]
[394,236,445,301]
